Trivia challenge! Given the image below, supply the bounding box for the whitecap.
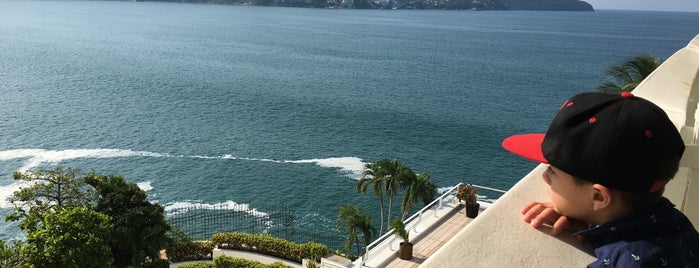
[0,148,168,172]
[137,181,153,192]
[285,157,366,179]
[0,183,21,209]
[164,200,269,218]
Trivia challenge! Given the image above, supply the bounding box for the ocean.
[1,0,697,243]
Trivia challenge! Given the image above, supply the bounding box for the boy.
[502,92,699,267]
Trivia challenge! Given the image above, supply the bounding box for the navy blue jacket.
[574,198,699,268]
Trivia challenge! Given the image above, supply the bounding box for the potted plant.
[456,183,479,218]
[389,218,412,260]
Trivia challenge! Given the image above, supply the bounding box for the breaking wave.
[0,148,367,208]
[164,200,269,218]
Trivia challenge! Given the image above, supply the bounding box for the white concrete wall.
[420,165,596,267]
[633,34,699,226]
[420,34,699,268]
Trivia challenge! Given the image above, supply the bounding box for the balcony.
[338,34,699,268]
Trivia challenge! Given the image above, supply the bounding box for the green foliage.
[357,158,416,235]
[26,207,114,267]
[300,241,329,262]
[211,232,330,264]
[389,218,409,243]
[401,173,437,220]
[167,229,214,262]
[6,166,96,232]
[456,183,478,206]
[334,204,375,255]
[178,262,215,268]
[212,255,294,268]
[141,259,170,268]
[4,167,174,268]
[86,174,172,268]
[596,54,663,93]
[0,239,28,267]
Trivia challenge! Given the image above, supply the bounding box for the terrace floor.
[384,205,474,268]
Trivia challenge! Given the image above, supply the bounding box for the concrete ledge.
[420,165,596,267]
[421,34,699,268]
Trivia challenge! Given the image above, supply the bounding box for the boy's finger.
[532,207,559,228]
[521,202,541,215]
[522,203,546,223]
[551,216,569,236]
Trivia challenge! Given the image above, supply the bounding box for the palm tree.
[400,173,438,220]
[357,158,417,234]
[596,54,662,93]
[335,204,376,256]
[357,162,387,235]
[383,159,416,231]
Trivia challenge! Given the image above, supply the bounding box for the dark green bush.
[141,259,170,268]
[167,230,215,262]
[211,232,331,263]
[214,255,292,268]
[178,262,215,268]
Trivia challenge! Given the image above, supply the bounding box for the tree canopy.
[87,174,172,268]
[335,204,375,255]
[3,167,172,268]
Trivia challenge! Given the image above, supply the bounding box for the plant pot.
[398,242,413,260]
[466,203,480,218]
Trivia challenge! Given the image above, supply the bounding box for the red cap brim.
[502,134,548,163]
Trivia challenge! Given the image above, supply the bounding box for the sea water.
[1,0,697,242]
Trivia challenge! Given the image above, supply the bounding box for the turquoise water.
[1,1,698,241]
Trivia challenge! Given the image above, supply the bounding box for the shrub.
[167,229,215,262]
[300,241,331,262]
[211,232,331,264]
[141,259,170,268]
[178,262,215,268]
[214,255,291,268]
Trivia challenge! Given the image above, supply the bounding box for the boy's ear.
[591,183,614,211]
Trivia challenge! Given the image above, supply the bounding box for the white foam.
[0,148,169,208]
[164,200,269,218]
[137,181,153,192]
[0,148,367,208]
[193,154,366,178]
[437,187,453,194]
[286,157,366,179]
[0,148,168,172]
[0,183,20,209]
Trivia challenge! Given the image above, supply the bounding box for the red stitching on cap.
[560,100,573,110]
[649,180,668,192]
[645,130,653,138]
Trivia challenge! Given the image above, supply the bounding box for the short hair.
[570,176,665,212]
[614,188,665,213]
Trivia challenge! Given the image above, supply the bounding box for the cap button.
[621,92,634,99]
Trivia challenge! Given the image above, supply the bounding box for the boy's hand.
[521,202,587,240]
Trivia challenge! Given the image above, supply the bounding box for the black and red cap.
[502,92,685,193]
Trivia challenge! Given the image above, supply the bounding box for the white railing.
[360,182,464,266]
[357,182,508,266]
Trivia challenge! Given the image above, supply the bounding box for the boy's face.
[543,165,593,221]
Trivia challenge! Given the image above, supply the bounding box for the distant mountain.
[498,0,594,11]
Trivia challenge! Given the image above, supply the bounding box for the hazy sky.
[585,0,699,12]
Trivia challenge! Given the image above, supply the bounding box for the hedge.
[167,240,215,262]
[177,256,293,268]
[211,232,331,263]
